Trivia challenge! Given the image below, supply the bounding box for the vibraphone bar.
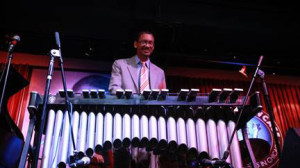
[27,88,262,168]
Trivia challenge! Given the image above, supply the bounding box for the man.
[108,31,166,168]
[109,31,166,94]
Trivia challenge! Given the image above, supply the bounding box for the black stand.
[222,56,264,168]
[0,35,20,115]
[18,110,36,168]
[257,69,281,157]
[1,38,29,168]
[0,52,14,115]
[55,32,76,152]
[54,32,78,167]
[19,91,40,168]
[31,49,57,168]
[241,127,258,168]
[26,32,78,168]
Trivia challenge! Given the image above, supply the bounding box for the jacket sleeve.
[108,60,122,94]
[159,70,167,90]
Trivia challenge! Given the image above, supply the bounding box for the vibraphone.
[27,88,262,168]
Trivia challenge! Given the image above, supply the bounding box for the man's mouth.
[143,49,151,53]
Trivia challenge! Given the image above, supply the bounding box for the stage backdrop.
[22,68,110,136]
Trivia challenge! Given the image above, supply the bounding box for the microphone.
[55,32,61,48]
[69,156,91,167]
[54,32,63,62]
[8,35,20,53]
[200,158,230,167]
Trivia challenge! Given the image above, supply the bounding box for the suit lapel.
[127,56,139,91]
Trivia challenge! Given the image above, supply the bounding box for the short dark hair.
[135,30,154,41]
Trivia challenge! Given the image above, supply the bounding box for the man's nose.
[145,43,152,47]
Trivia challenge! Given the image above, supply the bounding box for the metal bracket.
[50,49,61,58]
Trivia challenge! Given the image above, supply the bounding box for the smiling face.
[134,33,155,62]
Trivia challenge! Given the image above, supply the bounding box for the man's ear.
[134,41,137,48]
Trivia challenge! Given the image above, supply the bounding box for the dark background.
[1,0,299,76]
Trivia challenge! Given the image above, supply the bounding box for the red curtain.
[267,84,300,137]
[3,64,31,129]
[167,75,300,137]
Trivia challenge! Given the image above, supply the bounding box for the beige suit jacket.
[109,56,166,94]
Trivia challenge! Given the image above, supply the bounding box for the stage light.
[239,66,248,78]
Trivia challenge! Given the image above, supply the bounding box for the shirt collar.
[135,55,150,68]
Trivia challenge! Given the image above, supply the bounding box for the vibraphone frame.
[21,90,262,168]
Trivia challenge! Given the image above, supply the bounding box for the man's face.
[134,33,155,59]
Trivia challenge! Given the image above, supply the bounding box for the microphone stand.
[0,51,14,115]
[221,56,264,168]
[54,32,79,164]
[31,47,58,168]
[257,69,281,157]
[31,32,78,168]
